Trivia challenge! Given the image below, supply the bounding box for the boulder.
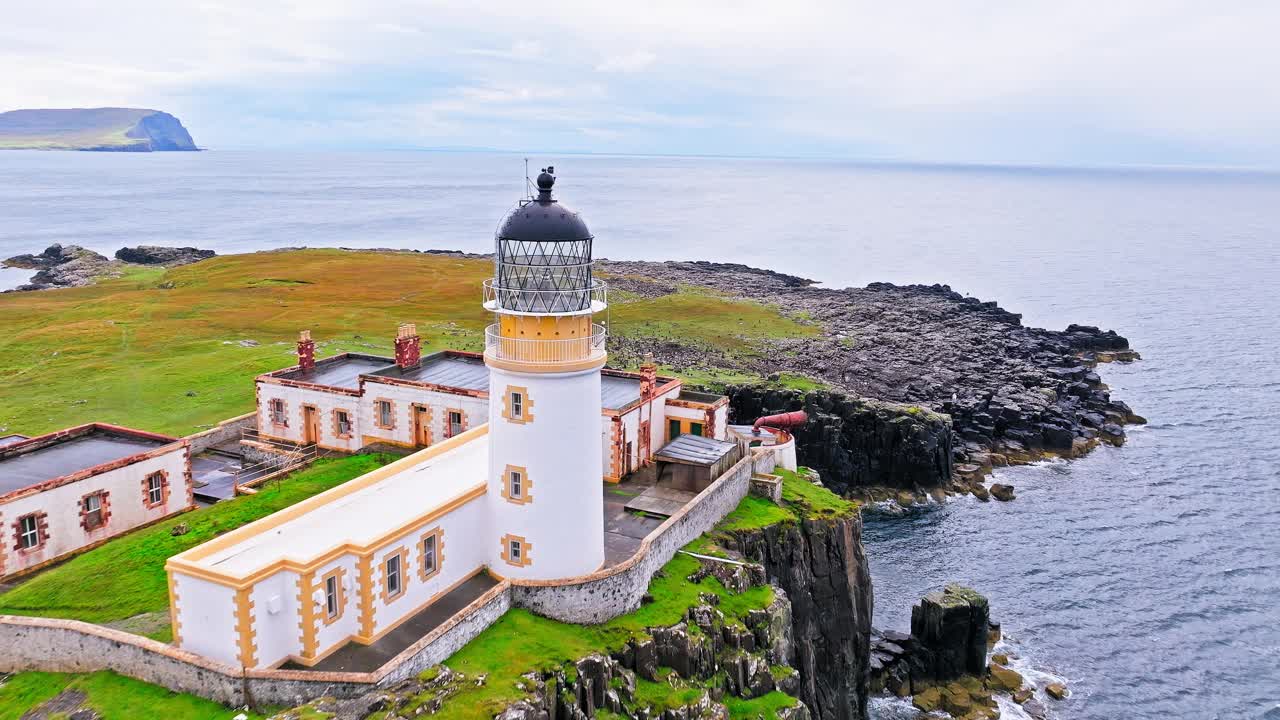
[989,483,1016,502]
[911,687,942,713]
[1022,697,1048,718]
[1046,683,1068,700]
[988,663,1023,692]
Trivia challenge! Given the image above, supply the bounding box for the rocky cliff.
[727,387,953,493]
[720,506,873,720]
[0,108,197,151]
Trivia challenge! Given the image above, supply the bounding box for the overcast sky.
[3,1,1277,167]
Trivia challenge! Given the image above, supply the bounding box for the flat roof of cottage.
[0,428,171,496]
[277,354,393,390]
[369,352,489,392]
[190,428,489,578]
[600,374,644,411]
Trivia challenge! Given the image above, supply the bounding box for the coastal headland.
[0,246,1141,501]
[0,108,198,152]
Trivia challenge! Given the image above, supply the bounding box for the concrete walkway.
[285,572,499,673]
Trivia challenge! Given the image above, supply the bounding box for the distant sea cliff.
[0,108,197,151]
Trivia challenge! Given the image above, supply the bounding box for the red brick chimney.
[395,323,421,369]
[640,352,657,399]
[297,330,316,371]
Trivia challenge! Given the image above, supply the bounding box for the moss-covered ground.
[0,671,267,720]
[0,454,393,637]
[0,250,816,437]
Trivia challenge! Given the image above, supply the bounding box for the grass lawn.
[0,250,814,437]
[0,671,267,720]
[716,467,860,533]
[0,454,392,638]
[430,550,775,720]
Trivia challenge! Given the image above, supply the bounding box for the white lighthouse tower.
[483,167,608,580]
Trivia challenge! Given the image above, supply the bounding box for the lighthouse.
[483,167,608,579]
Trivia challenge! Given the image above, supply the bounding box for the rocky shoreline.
[597,259,1144,498]
[2,244,215,291]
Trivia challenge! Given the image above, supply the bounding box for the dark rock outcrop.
[727,386,952,493]
[909,585,990,682]
[598,260,1143,486]
[115,245,215,266]
[721,513,873,720]
[2,244,119,290]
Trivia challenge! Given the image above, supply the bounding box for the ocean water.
[2,151,1278,719]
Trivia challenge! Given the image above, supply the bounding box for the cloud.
[1,0,1278,165]
[595,51,656,74]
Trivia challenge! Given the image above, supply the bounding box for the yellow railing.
[484,324,607,364]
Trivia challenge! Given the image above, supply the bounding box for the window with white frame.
[423,534,438,575]
[145,472,166,506]
[336,409,352,436]
[386,554,403,597]
[270,398,287,424]
[510,391,524,419]
[17,514,41,550]
[377,400,393,428]
[447,410,463,437]
[509,469,524,498]
[82,492,105,530]
[325,574,340,619]
[509,538,523,563]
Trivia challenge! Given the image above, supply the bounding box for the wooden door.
[414,406,431,447]
[302,406,319,445]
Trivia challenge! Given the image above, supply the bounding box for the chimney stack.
[297,330,316,372]
[640,352,657,399]
[395,323,421,369]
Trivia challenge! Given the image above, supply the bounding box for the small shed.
[653,434,743,492]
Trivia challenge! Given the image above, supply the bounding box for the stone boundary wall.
[508,449,760,624]
[185,412,256,455]
[0,581,512,708]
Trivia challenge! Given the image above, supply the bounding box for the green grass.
[713,467,858,534]
[438,548,774,719]
[0,671,268,720]
[723,690,798,718]
[0,250,812,437]
[0,454,392,635]
[611,287,818,358]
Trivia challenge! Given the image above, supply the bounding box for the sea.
[1,151,1278,719]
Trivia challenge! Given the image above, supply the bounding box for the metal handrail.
[482,278,607,314]
[484,323,607,364]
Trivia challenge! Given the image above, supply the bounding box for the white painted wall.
[257,382,361,452]
[1,446,190,576]
[487,365,604,580]
[173,572,239,667]
[359,382,487,449]
[368,496,487,637]
[249,570,301,669]
[308,554,362,661]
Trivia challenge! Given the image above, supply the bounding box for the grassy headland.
[0,249,816,437]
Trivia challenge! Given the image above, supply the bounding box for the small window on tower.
[510,470,523,498]
[509,539,523,562]
[510,391,523,418]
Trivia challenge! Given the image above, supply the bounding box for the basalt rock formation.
[597,260,1143,489]
[726,387,952,493]
[720,513,873,720]
[4,243,216,291]
[2,244,119,290]
[115,245,216,266]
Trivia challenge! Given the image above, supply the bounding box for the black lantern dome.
[492,167,598,314]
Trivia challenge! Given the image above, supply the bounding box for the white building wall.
[257,382,361,453]
[309,554,362,661]
[359,382,487,449]
[712,404,729,441]
[368,496,487,637]
[173,572,239,667]
[1,446,190,576]
[487,365,604,580]
[248,570,302,669]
